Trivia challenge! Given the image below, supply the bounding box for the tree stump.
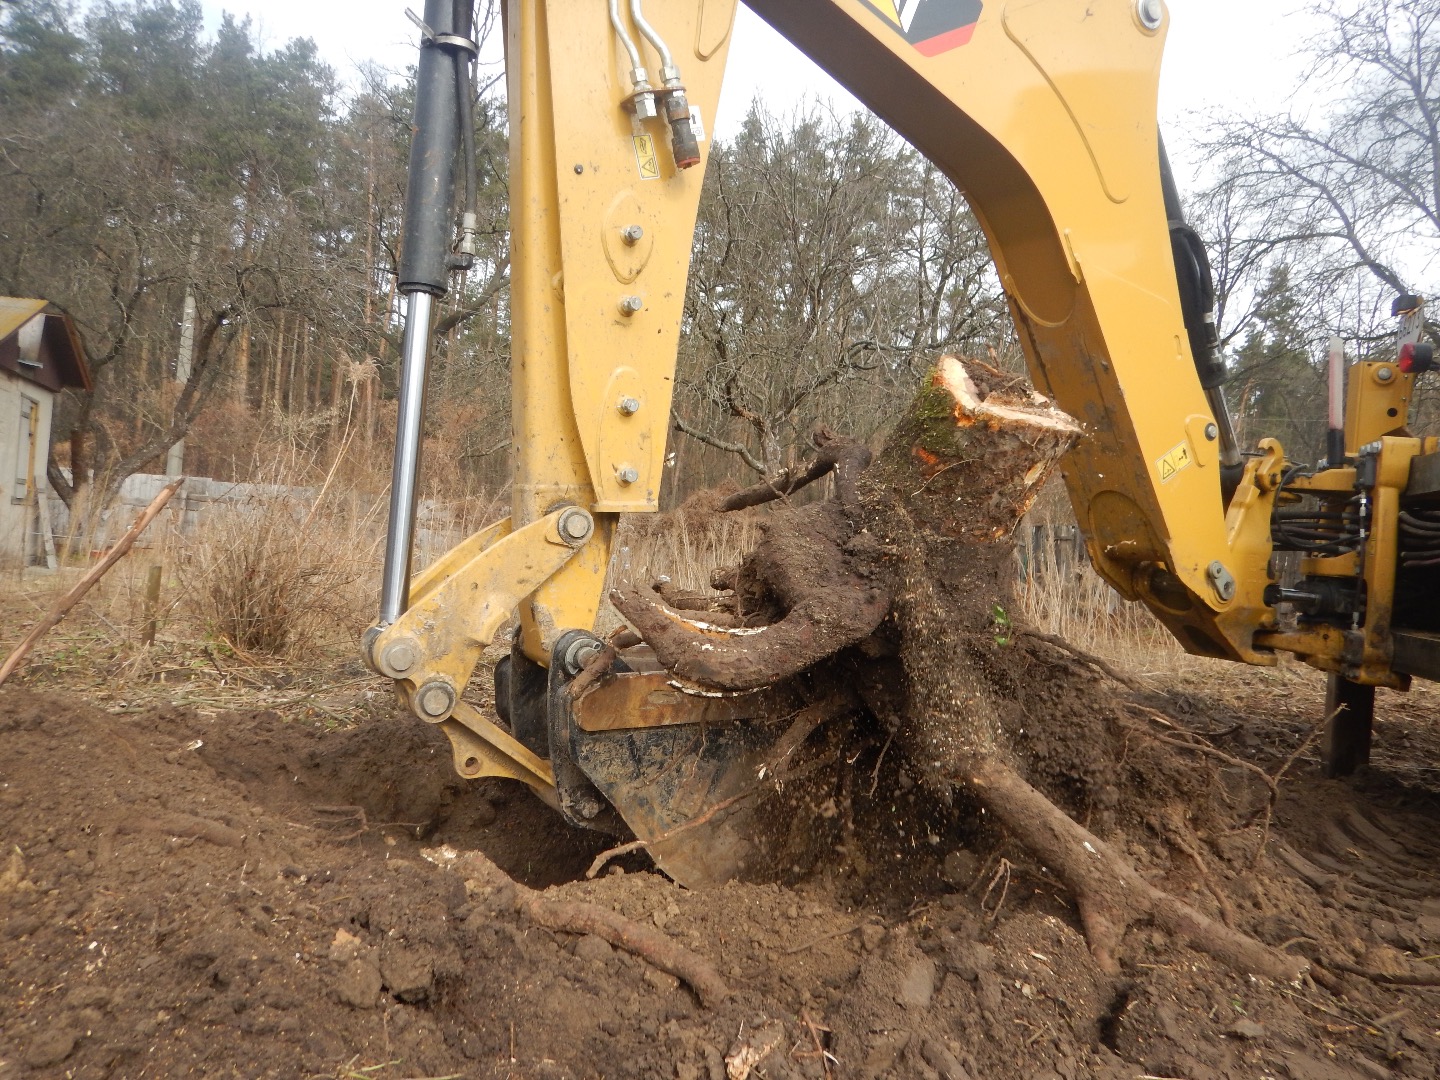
[614,356,1306,982]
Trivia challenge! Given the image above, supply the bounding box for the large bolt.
[561,636,604,676]
[1204,422,1219,441]
[617,465,640,485]
[415,680,456,721]
[618,396,641,416]
[381,639,418,676]
[621,224,644,245]
[557,507,593,545]
[1376,366,1395,383]
[618,295,643,316]
[1136,0,1163,29]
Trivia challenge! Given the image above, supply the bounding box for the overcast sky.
[202,1,1315,172]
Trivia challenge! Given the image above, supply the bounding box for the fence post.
[141,563,163,646]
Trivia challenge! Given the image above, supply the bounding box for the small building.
[0,298,92,567]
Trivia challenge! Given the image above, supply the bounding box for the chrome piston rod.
[379,289,435,626]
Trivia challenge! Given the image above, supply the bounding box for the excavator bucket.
[518,637,846,887]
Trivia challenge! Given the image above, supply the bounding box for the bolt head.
[618,396,641,416]
[381,640,417,675]
[559,508,592,542]
[621,224,644,245]
[1376,366,1395,382]
[564,639,602,676]
[619,295,643,316]
[617,466,640,485]
[634,94,658,121]
[417,682,454,719]
[1136,0,1163,29]
[1204,422,1219,441]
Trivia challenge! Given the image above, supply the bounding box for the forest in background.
[2,0,1439,531]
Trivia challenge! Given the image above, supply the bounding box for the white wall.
[0,372,54,566]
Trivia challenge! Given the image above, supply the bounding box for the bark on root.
[609,579,889,692]
[610,489,891,691]
[519,894,730,1006]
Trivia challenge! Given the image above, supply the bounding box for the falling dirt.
[2,666,1440,1079]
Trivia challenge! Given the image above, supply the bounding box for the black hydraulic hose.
[1400,513,1440,534]
[1160,137,1223,391]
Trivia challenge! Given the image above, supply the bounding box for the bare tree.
[676,105,1004,478]
[1202,0,1440,348]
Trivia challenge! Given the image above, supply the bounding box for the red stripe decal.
[914,22,977,56]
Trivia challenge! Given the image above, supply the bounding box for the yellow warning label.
[1157,440,1193,483]
[632,134,659,180]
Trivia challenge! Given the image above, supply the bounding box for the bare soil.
[2,657,1440,1080]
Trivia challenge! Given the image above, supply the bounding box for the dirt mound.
[2,680,1439,1079]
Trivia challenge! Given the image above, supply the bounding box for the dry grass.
[1014,559,1197,677]
[611,489,762,591]
[180,491,378,656]
[1,462,1213,722]
[0,441,504,723]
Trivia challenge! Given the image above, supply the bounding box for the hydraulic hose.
[1158,134,1242,476]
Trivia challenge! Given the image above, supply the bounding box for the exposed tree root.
[965,756,1305,981]
[1323,959,1440,987]
[610,498,891,691]
[429,847,730,1007]
[119,814,246,848]
[614,354,1309,983]
[518,894,731,1006]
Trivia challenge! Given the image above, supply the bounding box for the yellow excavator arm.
[365,0,1439,843]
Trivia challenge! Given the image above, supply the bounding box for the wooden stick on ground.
[0,477,184,688]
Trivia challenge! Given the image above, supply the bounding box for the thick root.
[966,756,1308,982]
[520,894,731,1007]
[609,582,889,691]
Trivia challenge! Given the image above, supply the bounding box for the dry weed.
[181,492,376,655]
[612,488,760,593]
